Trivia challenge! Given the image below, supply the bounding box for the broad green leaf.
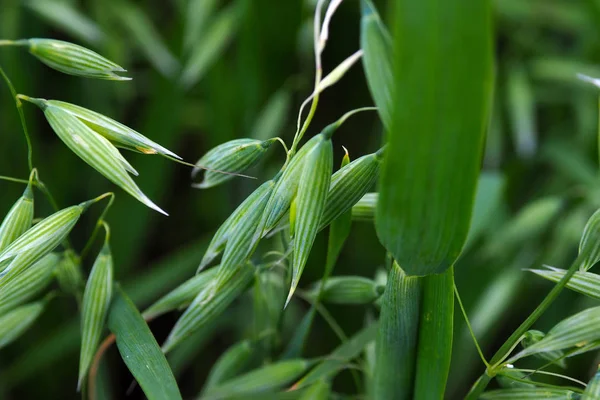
[288,136,332,305]
[34,102,166,215]
[360,0,392,128]
[25,0,105,45]
[306,276,383,305]
[529,266,600,300]
[192,138,276,189]
[374,0,493,276]
[0,182,34,253]
[202,340,254,392]
[583,366,600,400]
[374,262,421,399]
[181,3,239,88]
[110,1,180,78]
[204,359,310,400]
[481,388,577,399]
[0,253,58,316]
[0,300,46,349]
[108,286,182,400]
[294,322,379,389]
[142,266,218,319]
[414,267,454,399]
[46,100,180,159]
[27,39,129,80]
[162,262,254,353]
[509,306,600,362]
[79,241,113,388]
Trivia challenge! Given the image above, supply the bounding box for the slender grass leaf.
[374,262,421,399]
[298,380,329,400]
[203,359,310,400]
[306,276,383,305]
[375,0,493,276]
[294,322,379,389]
[78,241,113,388]
[25,0,105,45]
[142,267,218,319]
[288,137,332,305]
[214,180,275,289]
[162,262,254,353]
[183,0,219,52]
[46,100,180,159]
[111,1,180,78]
[507,62,537,158]
[181,3,239,88]
[529,267,600,300]
[27,38,129,80]
[579,208,600,271]
[0,300,46,349]
[0,182,34,253]
[202,339,254,393]
[192,138,276,189]
[35,102,166,215]
[583,366,600,400]
[521,330,566,368]
[251,89,291,142]
[414,267,454,399]
[108,286,182,400]
[464,172,505,251]
[360,0,392,128]
[509,306,600,362]
[0,252,58,316]
[496,370,535,389]
[480,388,577,399]
[315,50,363,94]
[55,250,84,299]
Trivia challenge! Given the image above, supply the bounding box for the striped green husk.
[0,300,46,349]
[0,205,83,288]
[41,104,166,215]
[46,100,180,159]
[162,263,254,353]
[288,138,332,305]
[214,180,275,289]
[510,306,600,362]
[55,250,84,298]
[480,388,577,399]
[192,138,276,189]
[319,150,381,229]
[78,242,113,388]
[583,367,600,400]
[0,183,34,254]
[202,340,254,392]
[529,266,600,300]
[579,208,600,271]
[261,135,321,232]
[351,192,377,221]
[360,0,392,129]
[521,330,566,368]
[414,267,454,399]
[142,266,218,319]
[28,38,130,80]
[203,359,310,400]
[374,262,422,400]
[0,252,59,316]
[306,276,383,305]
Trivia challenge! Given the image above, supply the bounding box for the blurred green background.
[1,0,600,398]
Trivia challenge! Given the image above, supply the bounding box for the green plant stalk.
[0,64,33,171]
[465,250,588,399]
[413,267,454,399]
[80,192,115,259]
